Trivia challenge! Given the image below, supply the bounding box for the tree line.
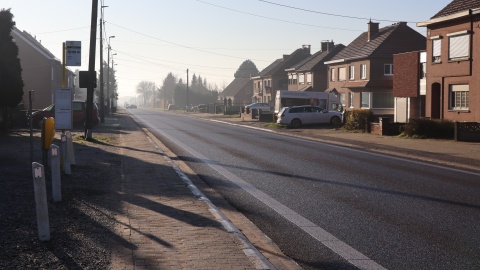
[136,73,220,109]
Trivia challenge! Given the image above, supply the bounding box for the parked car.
[245,102,270,112]
[276,105,343,128]
[195,104,208,113]
[30,100,100,128]
[126,104,137,109]
[167,104,178,111]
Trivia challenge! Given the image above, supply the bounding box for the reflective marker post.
[49,145,62,202]
[32,162,50,241]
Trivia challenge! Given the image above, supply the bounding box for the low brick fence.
[455,122,480,142]
[370,117,404,136]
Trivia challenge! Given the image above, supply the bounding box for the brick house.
[417,0,480,122]
[324,22,426,118]
[392,51,427,122]
[251,45,311,106]
[12,27,75,110]
[219,60,258,105]
[285,41,345,94]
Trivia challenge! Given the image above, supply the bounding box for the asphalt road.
[130,108,480,270]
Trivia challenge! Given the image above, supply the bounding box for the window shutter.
[433,39,441,57]
[449,34,469,59]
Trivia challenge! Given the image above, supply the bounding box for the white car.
[277,105,343,128]
[245,103,270,112]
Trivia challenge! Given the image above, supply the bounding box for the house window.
[306,73,312,84]
[292,74,297,85]
[420,62,426,79]
[338,67,346,81]
[339,93,346,106]
[448,31,469,60]
[299,73,305,84]
[372,92,394,108]
[432,38,442,63]
[361,92,370,108]
[331,68,335,81]
[349,66,354,80]
[450,84,469,110]
[384,64,393,76]
[360,64,367,79]
[349,92,354,108]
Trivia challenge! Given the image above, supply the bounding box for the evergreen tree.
[0,9,24,129]
[234,60,259,78]
[160,72,177,107]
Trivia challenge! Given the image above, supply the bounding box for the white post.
[32,162,50,241]
[49,145,61,202]
[66,131,76,165]
[61,134,71,175]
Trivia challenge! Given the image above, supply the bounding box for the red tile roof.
[432,0,480,19]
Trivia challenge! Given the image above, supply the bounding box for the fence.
[455,122,480,142]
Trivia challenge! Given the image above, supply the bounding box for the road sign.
[65,41,81,66]
[55,88,73,130]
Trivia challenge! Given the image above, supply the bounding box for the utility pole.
[85,0,98,141]
[99,17,104,123]
[186,68,189,111]
[107,36,115,114]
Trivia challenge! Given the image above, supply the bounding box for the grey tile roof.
[220,78,251,97]
[258,47,311,77]
[329,22,425,61]
[292,44,345,72]
[432,0,480,18]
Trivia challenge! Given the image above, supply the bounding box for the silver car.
[277,105,343,128]
[245,102,271,112]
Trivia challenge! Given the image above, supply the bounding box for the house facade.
[393,51,427,122]
[252,45,311,106]
[12,27,75,110]
[325,22,426,118]
[285,41,345,95]
[219,78,253,105]
[417,0,480,122]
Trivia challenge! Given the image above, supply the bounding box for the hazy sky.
[3,0,451,98]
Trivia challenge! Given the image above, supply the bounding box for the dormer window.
[384,64,393,76]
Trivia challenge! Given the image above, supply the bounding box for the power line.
[107,21,272,62]
[194,0,362,31]
[257,0,417,24]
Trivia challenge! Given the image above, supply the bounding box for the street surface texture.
[129,108,480,270]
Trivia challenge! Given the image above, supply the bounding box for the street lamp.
[107,35,115,114]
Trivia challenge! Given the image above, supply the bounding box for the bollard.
[32,162,50,241]
[49,145,61,202]
[61,134,71,175]
[66,131,76,165]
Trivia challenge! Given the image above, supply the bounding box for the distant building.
[252,45,311,106]
[12,27,75,110]
[325,22,426,118]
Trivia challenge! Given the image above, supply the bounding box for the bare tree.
[136,81,156,107]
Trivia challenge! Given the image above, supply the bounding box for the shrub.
[343,109,374,132]
[402,118,454,139]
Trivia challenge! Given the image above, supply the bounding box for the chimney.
[368,21,379,42]
[321,40,335,52]
[302,44,311,54]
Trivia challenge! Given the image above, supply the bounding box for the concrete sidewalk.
[107,112,283,270]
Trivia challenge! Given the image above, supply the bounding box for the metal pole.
[85,0,98,140]
[186,69,189,111]
[29,90,34,164]
[99,17,105,123]
[107,46,110,115]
